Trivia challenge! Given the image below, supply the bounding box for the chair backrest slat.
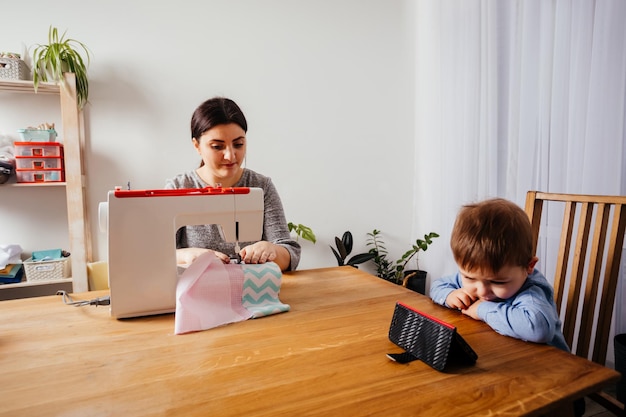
[525,191,543,254]
[577,203,610,358]
[564,202,593,352]
[554,201,575,312]
[594,203,626,364]
[525,191,626,365]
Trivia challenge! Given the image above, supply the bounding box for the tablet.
[387,301,478,371]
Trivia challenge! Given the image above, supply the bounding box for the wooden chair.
[525,191,626,416]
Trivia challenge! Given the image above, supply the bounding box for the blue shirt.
[430,269,569,352]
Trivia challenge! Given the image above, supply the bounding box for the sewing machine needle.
[235,221,241,262]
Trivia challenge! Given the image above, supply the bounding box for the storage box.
[15,156,63,170]
[15,169,64,183]
[17,129,57,142]
[13,141,65,183]
[0,56,29,80]
[23,256,71,281]
[14,142,63,157]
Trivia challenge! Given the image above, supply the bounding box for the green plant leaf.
[341,231,353,255]
[330,246,345,266]
[347,252,376,266]
[334,236,347,259]
[288,222,316,244]
[299,228,316,243]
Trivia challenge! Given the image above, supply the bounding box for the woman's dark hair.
[191,97,248,141]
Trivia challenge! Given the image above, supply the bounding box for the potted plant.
[288,222,317,244]
[31,26,91,109]
[330,231,375,268]
[366,229,439,293]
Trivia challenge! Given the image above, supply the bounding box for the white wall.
[0,0,419,272]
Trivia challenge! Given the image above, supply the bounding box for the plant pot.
[403,270,427,295]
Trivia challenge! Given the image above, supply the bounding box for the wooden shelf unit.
[0,74,91,296]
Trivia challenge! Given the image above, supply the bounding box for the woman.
[165,97,300,272]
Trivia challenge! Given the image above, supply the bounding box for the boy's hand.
[446,289,477,310]
[461,300,482,320]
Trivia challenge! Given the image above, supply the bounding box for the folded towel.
[175,252,289,334]
[0,244,22,269]
[32,248,63,261]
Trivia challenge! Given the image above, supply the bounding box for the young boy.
[429,197,569,351]
[430,197,585,416]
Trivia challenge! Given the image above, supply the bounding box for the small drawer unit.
[14,141,65,183]
[14,141,63,157]
[15,170,64,183]
[15,157,63,170]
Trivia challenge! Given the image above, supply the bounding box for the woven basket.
[0,57,29,80]
[24,256,71,281]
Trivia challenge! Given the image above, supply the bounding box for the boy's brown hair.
[450,198,534,273]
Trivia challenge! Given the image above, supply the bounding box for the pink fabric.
[175,252,252,334]
[226,264,250,317]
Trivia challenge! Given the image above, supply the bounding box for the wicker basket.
[23,256,71,281]
[0,57,29,80]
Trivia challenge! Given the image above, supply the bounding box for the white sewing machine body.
[100,187,264,319]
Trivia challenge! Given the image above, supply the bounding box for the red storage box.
[15,157,63,170]
[14,141,63,157]
[14,142,65,183]
[15,170,64,183]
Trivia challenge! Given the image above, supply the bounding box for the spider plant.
[32,26,91,108]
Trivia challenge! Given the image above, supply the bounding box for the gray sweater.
[165,169,301,271]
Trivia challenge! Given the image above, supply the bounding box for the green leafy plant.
[32,26,91,108]
[288,222,316,244]
[330,231,375,268]
[366,229,395,281]
[366,229,439,284]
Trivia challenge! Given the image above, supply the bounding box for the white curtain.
[414,0,626,363]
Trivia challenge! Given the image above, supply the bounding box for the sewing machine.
[99,186,264,319]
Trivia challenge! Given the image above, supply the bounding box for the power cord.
[56,290,110,307]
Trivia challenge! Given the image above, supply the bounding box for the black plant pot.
[403,270,427,295]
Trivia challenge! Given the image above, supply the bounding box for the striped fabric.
[242,263,290,318]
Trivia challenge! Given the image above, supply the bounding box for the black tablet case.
[387,301,478,371]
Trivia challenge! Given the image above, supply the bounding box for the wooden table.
[0,266,619,416]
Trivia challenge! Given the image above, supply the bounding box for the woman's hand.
[239,241,277,264]
[239,241,291,271]
[176,247,230,266]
